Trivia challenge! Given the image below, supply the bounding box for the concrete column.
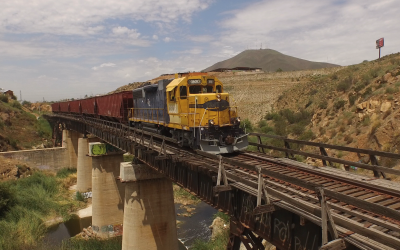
[62,130,68,148]
[76,137,92,192]
[67,130,83,168]
[121,163,178,250]
[92,153,125,238]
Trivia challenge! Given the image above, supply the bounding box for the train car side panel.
[51,103,60,112]
[59,102,69,112]
[97,91,133,123]
[81,98,96,115]
[69,100,81,114]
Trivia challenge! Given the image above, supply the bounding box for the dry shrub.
[369,121,381,137]
[344,134,353,144]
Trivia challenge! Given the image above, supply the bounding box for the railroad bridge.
[45,114,400,250]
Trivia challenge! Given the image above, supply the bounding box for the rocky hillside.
[203,49,339,72]
[0,97,52,151]
[257,53,400,180]
[217,67,342,122]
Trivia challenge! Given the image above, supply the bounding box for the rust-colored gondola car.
[59,101,69,113]
[81,97,97,115]
[51,103,60,113]
[96,91,133,123]
[69,100,81,114]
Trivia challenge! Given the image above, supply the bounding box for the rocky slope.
[267,53,400,180]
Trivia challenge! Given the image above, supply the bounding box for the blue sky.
[0,0,399,102]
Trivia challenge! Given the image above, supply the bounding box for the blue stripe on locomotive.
[132,79,172,124]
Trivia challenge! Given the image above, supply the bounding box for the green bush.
[265,112,280,121]
[257,120,267,128]
[37,118,52,138]
[334,99,346,110]
[75,191,85,202]
[336,77,352,92]
[354,83,365,92]
[362,115,371,126]
[10,102,21,109]
[319,100,328,109]
[385,87,398,94]
[362,87,372,99]
[260,125,274,134]
[348,94,358,106]
[369,68,379,78]
[240,119,253,133]
[298,130,315,141]
[62,237,122,250]
[276,68,283,72]
[291,123,305,136]
[56,167,77,178]
[0,183,16,218]
[330,74,338,80]
[21,100,32,106]
[274,118,287,136]
[0,95,8,103]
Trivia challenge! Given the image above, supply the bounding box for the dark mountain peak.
[203,49,339,72]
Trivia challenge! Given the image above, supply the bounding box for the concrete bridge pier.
[76,137,91,192]
[62,130,68,148]
[120,162,178,250]
[91,153,125,238]
[66,130,83,168]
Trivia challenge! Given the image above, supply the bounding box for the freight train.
[52,72,248,154]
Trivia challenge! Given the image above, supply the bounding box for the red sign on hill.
[376,38,384,49]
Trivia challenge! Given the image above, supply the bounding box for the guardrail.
[249,132,400,179]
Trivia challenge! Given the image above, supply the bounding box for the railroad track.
[188,151,400,249]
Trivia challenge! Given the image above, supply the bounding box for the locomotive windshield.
[189,85,213,94]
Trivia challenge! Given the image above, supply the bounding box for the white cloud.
[0,0,213,36]
[112,27,140,39]
[188,35,213,43]
[152,35,158,40]
[92,62,116,70]
[163,37,172,42]
[173,48,203,55]
[218,0,400,65]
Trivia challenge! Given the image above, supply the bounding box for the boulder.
[210,217,227,239]
[380,102,392,112]
[383,73,392,82]
[356,101,368,111]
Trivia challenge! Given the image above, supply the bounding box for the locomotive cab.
[166,73,248,154]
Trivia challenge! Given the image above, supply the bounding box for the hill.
[203,49,339,72]
[0,97,52,152]
[253,53,400,180]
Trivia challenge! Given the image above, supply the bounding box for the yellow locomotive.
[129,72,248,154]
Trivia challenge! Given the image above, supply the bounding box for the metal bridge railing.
[249,132,400,179]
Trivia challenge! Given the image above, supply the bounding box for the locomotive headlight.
[237,117,241,123]
[209,119,215,126]
[217,94,221,102]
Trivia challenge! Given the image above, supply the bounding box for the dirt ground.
[0,156,32,181]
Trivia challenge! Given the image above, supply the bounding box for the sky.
[0,0,399,102]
